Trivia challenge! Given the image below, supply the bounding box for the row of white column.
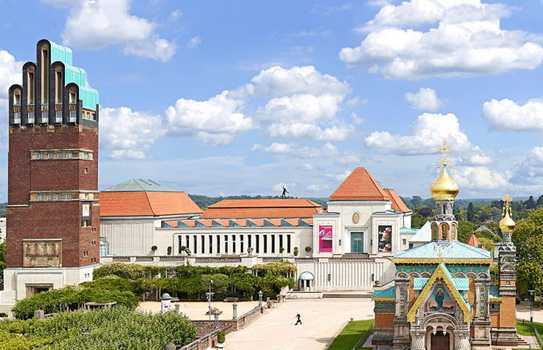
[178,233,292,256]
[314,260,383,290]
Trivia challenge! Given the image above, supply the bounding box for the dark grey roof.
[104,179,179,192]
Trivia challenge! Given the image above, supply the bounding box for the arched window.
[451,223,458,240]
[55,68,63,105]
[441,223,450,240]
[40,44,49,104]
[13,89,21,106]
[27,68,35,105]
[431,222,439,241]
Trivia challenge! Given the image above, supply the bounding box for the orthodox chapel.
[373,152,521,350]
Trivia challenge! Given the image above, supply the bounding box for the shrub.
[0,307,197,350]
[92,262,296,302]
[12,286,138,320]
[217,330,225,344]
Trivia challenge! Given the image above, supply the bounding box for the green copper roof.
[400,227,418,235]
[49,40,99,110]
[394,240,492,260]
[373,284,395,299]
[104,179,179,192]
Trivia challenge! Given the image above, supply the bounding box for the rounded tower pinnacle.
[431,143,459,201]
[499,194,516,237]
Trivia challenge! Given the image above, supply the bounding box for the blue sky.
[1,0,543,200]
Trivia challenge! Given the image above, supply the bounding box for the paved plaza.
[517,303,543,323]
[224,298,374,350]
[138,301,259,320]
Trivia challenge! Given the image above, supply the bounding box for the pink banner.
[319,225,333,253]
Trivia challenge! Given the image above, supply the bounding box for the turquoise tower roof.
[394,240,492,261]
[49,40,99,110]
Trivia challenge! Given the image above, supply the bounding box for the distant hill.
[188,195,328,210]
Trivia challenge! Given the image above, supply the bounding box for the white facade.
[100,214,196,257]
[312,200,412,257]
[167,226,313,258]
[0,264,96,314]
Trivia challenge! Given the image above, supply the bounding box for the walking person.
[294,313,302,326]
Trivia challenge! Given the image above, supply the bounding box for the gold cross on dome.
[439,140,449,166]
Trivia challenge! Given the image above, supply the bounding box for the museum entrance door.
[351,232,363,253]
[430,331,450,350]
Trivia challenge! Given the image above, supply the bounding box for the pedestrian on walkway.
[294,313,302,325]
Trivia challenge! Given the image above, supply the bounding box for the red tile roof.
[330,167,390,201]
[467,234,481,248]
[100,191,202,217]
[383,188,411,213]
[163,217,314,229]
[202,198,322,219]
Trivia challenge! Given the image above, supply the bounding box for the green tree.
[525,196,537,210]
[537,195,543,208]
[457,221,476,243]
[467,202,475,222]
[513,208,543,298]
[411,214,426,229]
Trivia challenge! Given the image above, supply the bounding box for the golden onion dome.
[499,211,516,234]
[499,195,515,234]
[431,164,459,201]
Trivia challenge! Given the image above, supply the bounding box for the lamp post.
[258,290,263,308]
[529,289,535,324]
[206,280,215,321]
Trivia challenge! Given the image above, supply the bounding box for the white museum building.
[99,167,429,291]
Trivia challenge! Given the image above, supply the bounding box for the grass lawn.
[327,319,374,350]
[517,320,543,349]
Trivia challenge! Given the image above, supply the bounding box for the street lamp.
[206,280,215,321]
[529,289,535,324]
[258,290,263,308]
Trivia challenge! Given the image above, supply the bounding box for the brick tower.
[1,39,100,305]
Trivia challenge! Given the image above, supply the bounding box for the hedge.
[0,306,197,350]
[12,285,138,320]
[93,262,296,301]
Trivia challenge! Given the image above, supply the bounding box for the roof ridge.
[143,191,156,216]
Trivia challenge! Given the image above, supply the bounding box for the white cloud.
[457,151,492,166]
[363,0,508,30]
[453,165,509,190]
[164,91,253,145]
[245,65,350,98]
[364,113,470,155]
[169,9,183,21]
[244,66,352,141]
[252,142,292,154]
[268,122,353,141]
[340,0,543,79]
[405,88,442,111]
[100,107,163,159]
[259,94,342,122]
[511,146,543,185]
[161,65,354,145]
[58,0,175,62]
[0,50,22,101]
[187,36,202,49]
[483,98,543,131]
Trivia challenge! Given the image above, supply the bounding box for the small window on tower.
[81,203,91,227]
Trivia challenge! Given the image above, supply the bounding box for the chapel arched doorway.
[430,330,450,350]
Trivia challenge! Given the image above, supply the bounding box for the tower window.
[55,70,63,104]
[28,71,35,104]
[40,48,49,103]
[81,203,91,227]
[13,90,21,106]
